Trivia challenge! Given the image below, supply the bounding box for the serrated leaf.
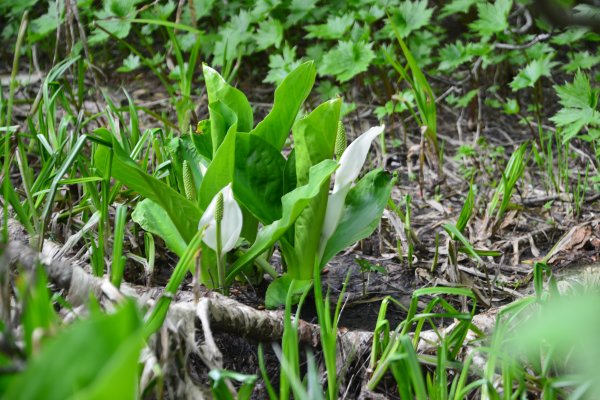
[551,28,589,45]
[288,0,318,26]
[255,18,284,51]
[89,0,136,45]
[563,51,600,72]
[440,0,478,18]
[388,0,433,38]
[357,5,385,24]
[469,0,512,37]
[305,14,354,40]
[448,89,478,108]
[117,54,141,73]
[29,0,64,41]
[250,0,280,19]
[438,41,474,71]
[510,56,557,91]
[550,71,600,142]
[212,10,253,64]
[140,0,176,21]
[319,40,375,82]
[264,45,303,85]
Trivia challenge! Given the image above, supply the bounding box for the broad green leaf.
[208,100,238,156]
[564,51,600,73]
[283,149,297,195]
[4,301,143,400]
[289,99,341,279]
[265,276,312,309]
[225,159,338,284]
[116,54,141,73]
[94,133,201,242]
[251,61,316,150]
[388,0,433,38]
[203,64,253,132]
[233,133,286,225]
[440,0,478,18]
[469,0,512,38]
[264,45,303,86]
[199,113,237,209]
[438,41,474,71]
[192,119,213,160]
[305,14,354,40]
[319,41,375,83]
[321,169,394,266]
[550,71,600,142]
[255,18,284,50]
[212,10,254,64]
[293,99,340,185]
[510,56,557,91]
[29,0,64,41]
[132,199,188,256]
[89,0,136,45]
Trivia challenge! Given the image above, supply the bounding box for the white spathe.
[319,125,384,255]
[198,183,242,255]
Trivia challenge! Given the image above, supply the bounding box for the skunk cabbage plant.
[94,61,394,304]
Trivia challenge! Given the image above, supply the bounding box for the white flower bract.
[198,183,242,255]
[320,125,384,255]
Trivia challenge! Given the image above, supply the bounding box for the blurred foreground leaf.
[3,300,143,400]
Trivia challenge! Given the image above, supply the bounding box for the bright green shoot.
[368,287,478,397]
[385,16,441,173]
[313,262,351,399]
[485,143,528,227]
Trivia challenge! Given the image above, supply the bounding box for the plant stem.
[215,217,227,295]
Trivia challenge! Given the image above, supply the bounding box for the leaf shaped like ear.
[203,64,253,132]
[320,169,394,267]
